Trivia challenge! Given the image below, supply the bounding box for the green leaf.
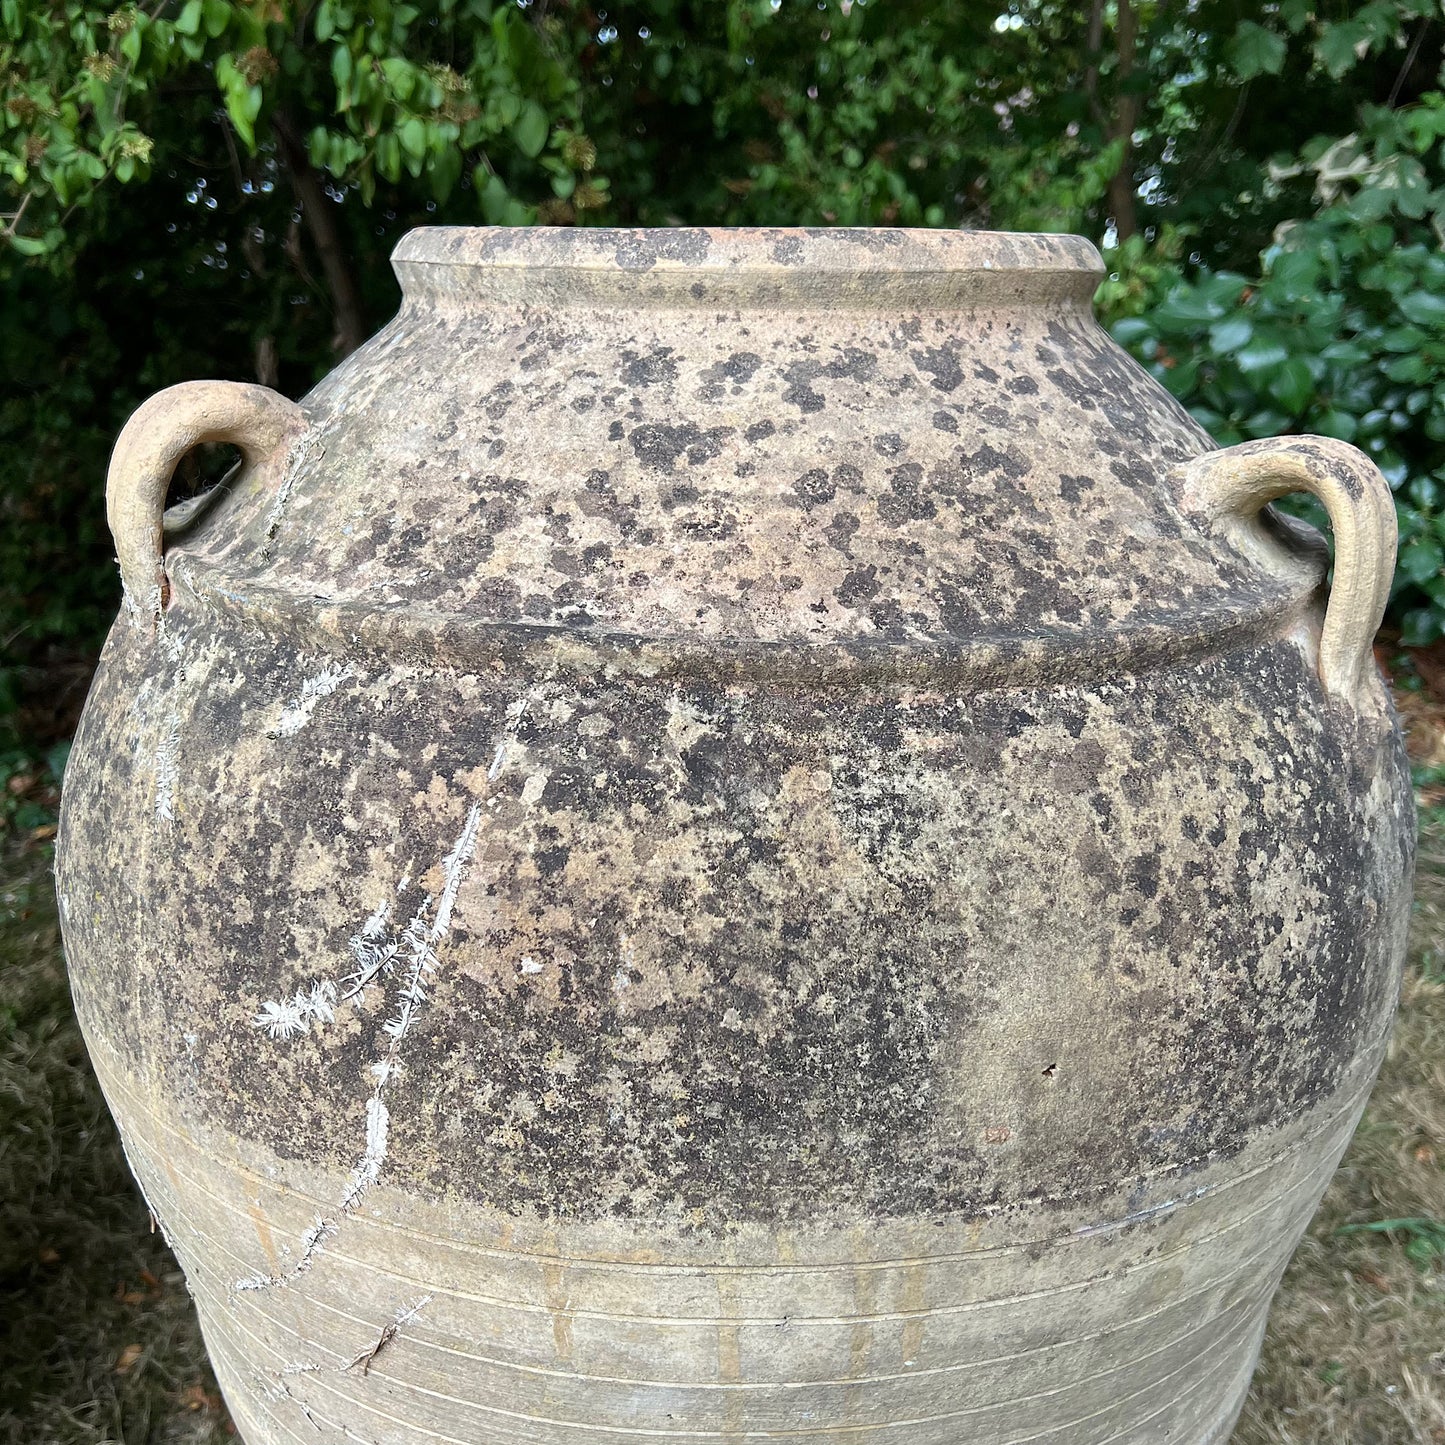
[1234,336,1291,376]
[1278,0,1314,33]
[202,0,230,40]
[1151,294,1225,330]
[1380,325,1426,353]
[1409,474,1442,509]
[1319,340,1371,366]
[477,170,512,223]
[1314,410,1359,442]
[1267,356,1315,413]
[331,44,352,92]
[398,116,428,164]
[379,56,415,102]
[1267,248,1320,296]
[8,233,49,256]
[230,88,261,148]
[1385,354,1429,384]
[1110,317,1154,346]
[429,145,462,202]
[1316,21,1366,78]
[512,100,549,159]
[375,131,401,182]
[1398,290,1445,328]
[1231,21,1287,80]
[1207,316,1253,355]
[175,0,204,36]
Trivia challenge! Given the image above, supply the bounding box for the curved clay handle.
[1177,436,1397,707]
[107,380,306,628]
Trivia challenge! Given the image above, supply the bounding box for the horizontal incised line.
[210,1285,1247,1442]
[124,1117,1332,1328]
[183,1214,1285,1393]
[91,1035,1379,1278]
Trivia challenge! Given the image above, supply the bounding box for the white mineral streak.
[394,1294,433,1329]
[143,582,164,628]
[252,979,338,1039]
[338,1097,390,1212]
[257,1361,321,1402]
[153,716,181,823]
[234,1215,335,1292]
[276,664,352,737]
[146,618,188,826]
[382,803,482,1046]
[343,898,398,1000]
[233,803,482,1293]
[259,436,318,559]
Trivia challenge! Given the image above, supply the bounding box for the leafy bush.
[3,0,1444,720]
[1106,92,1445,646]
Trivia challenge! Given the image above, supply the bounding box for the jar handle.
[107,380,306,630]
[1176,436,1396,708]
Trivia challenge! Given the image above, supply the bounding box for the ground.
[0,659,1442,1445]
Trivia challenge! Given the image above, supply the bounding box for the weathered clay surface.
[57,227,1415,1445]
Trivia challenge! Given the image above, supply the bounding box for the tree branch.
[1083,0,1107,127]
[272,110,368,358]
[1105,0,1140,242]
[1388,18,1430,110]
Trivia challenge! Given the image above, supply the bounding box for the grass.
[1233,819,1445,1445]
[0,822,1441,1445]
[0,843,231,1445]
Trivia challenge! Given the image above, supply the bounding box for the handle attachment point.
[106,381,306,631]
[1177,435,1397,709]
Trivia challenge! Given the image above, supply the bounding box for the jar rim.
[391,226,1104,309]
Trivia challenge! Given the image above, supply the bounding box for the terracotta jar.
[57,228,1414,1445]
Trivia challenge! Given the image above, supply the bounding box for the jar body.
[57,227,1415,1445]
[58,618,1413,1444]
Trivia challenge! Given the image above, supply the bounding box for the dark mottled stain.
[836,564,880,606]
[699,351,762,401]
[613,229,712,271]
[781,362,825,414]
[629,422,732,474]
[876,463,937,527]
[913,345,964,393]
[620,348,679,389]
[824,510,860,554]
[57,619,1413,1230]
[793,468,836,510]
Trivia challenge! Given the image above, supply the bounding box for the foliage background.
[1,0,1444,767]
[3,5,1445,1441]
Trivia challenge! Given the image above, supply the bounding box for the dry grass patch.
[0,843,231,1445]
[1235,823,1445,1444]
